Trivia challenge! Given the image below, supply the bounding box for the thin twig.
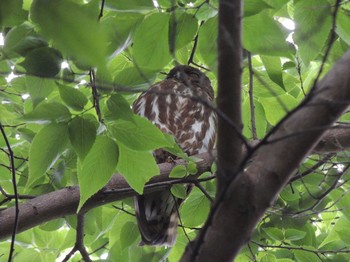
[98,0,105,20]
[62,214,92,262]
[0,123,19,262]
[89,69,103,123]
[247,52,257,140]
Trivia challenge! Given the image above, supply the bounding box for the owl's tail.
[134,190,179,247]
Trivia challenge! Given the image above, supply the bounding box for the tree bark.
[0,152,214,240]
[180,50,350,261]
[216,0,243,189]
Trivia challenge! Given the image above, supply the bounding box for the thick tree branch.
[0,152,214,240]
[181,50,350,261]
[313,124,350,153]
[216,0,244,188]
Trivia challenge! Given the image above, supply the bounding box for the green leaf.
[78,136,119,211]
[0,0,27,27]
[107,94,133,120]
[21,102,71,124]
[244,0,272,17]
[187,161,198,175]
[133,13,171,71]
[117,143,159,194]
[28,123,69,186]
[243,13,292,57]
[30,0,107,69]
[171,184,187,199]
[180,188,210,227]
[101,12,144,56]
[171,11,198,50]
[260,55,285,89]
[294,249,319,262]
[17,128,36,142]
[259,94,298,125]
[104,0,154,11]
[120,221,139,250]
[294,0,332,64]
[197,17,217,71]
[112,67,157,89]
[25,76,57,107]
[68,116,97,160]
[20,46,62,77]
[284,229,306,241]
[336,10,350,46]
[169,165,187,178]
[262,227,284,241]
[195,3,218,21]
[242,98,267,139]
[58,84,88,111]
[3,23,47,58]
[109,115,171,151]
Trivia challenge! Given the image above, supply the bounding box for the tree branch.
[216,0,244,189]
[180,49,350,261]
[0,152,214,240]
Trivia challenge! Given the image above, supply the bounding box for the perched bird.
[132,65,217,246]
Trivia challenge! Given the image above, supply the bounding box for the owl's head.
[166,65,214,98]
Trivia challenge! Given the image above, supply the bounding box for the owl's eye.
[189,71,200,78]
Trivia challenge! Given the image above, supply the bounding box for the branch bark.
[0,152,214,240]
[313,124,350,153]
[216,0,243,188]
[180,50,350,261]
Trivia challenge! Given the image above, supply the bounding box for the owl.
[132,65,217,246]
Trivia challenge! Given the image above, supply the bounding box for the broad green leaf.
[133,13,171,71]
[170,11,198,51]
[260,55,285,89]
[187,161,198,175]
[109,115,171,151]
[101,12,144,56]
[21,102,71,124]
[197,17,217,71]
[294,249,319,262]
[0,0,27,27]
[104,0,154,11]
[68,116,97,160]
[195,3,218,21]
[171,184,187,199]
[331,189,350,221]
[113,66,157,89]
[17,128,36,142]
[25,76,57,107]
[20,47,62,77]
[259,94,298,125]
[28,123,69,186]
[262,227,284,241]
[78,136,119,211]
[244,0,272,17]
[3,23,47,58]
[30,0,107,69]
[120,221,139,250]
[58,84,88,111]
[336,10,350,46]
[117,143,159,194]
[180,188,210,227]
[284,229,306,241]
[107,94,133,120]
[294,0,332,64]
[243,12,292,57]
[169,165,187,178]
[242,98,267,139]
